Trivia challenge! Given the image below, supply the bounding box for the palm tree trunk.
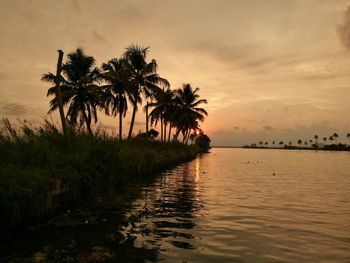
[174,128,181,141]
[55,50,67,138]
[160,116,163,142]
[118,100,123,141]
[83,110,92,135]
[185,129,190,145]
[168,123,172,142]
[119,112,122,141]
[164,122,167,143]
[145,102,149,133]
[182,131,187,143]
[128,102,137,139]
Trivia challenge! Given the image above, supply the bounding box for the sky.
[1,0,350,146]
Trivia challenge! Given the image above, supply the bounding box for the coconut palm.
[297,139,302,146]
[101,58,131,141]
[329,136,334,144]
[172,84,208,142]
[42,48,102,134]
[149,87,176,142]
[323,137,327,144]
[332,133,339,143]
[123,44,169,138]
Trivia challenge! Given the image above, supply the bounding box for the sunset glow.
[1,0,350,145]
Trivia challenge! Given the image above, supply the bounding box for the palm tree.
[123,44,169,138]
[323,137,327,144]
[332,133,339,143]
[272,141,275,145]
[329,136,334,144]
[297,139,302,146]
[42,48,102,134]
[314,135,318,144]
[101,58,130,141]
[347,133,350,145]
[172,84,208,142]
[149,87,176,142]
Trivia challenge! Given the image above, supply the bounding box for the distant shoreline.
[212,145,350,152]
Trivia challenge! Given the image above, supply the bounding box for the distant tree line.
[247,133,350,150]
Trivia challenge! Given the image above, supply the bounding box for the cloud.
[71,0,81,12]
[0,101,27,116]
[91,30,107,44]
[337,5,350,49]
[263,125,274,131]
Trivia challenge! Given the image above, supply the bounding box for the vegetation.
[195,132,211,152]
[244,132,350,151]
[42,45,208,142]
[0,120,198,233]
[0,43,211,233]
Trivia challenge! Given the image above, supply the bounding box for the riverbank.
[0,121,198,234]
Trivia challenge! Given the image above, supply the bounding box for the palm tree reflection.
[125,158,203,252]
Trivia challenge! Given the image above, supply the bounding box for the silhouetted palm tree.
[101,58,130,141]
[332,133,339,143]
[314,135,318,144]
[323,137,327,144]
[42,48,102,134]
[329,136,334,144]
[297,139,302,146]
[123,44,169,138]
[149,87,176,142]
[172,84,207,142]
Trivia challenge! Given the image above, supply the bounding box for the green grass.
[0,120,198,232]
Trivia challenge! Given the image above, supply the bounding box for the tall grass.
[0,119,197,232]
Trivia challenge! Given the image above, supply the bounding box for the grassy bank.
[0,121,198,233]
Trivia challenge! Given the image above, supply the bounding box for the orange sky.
[1,0,350,145]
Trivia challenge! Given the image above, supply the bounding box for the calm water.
[2,148,350,262]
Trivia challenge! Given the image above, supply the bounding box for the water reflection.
[0,158,203,262]
[123,160,204,253]
[2,149,350,262]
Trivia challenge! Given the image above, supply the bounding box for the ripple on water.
[123,149,350,262]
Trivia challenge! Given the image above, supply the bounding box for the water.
[2,148,350,262]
